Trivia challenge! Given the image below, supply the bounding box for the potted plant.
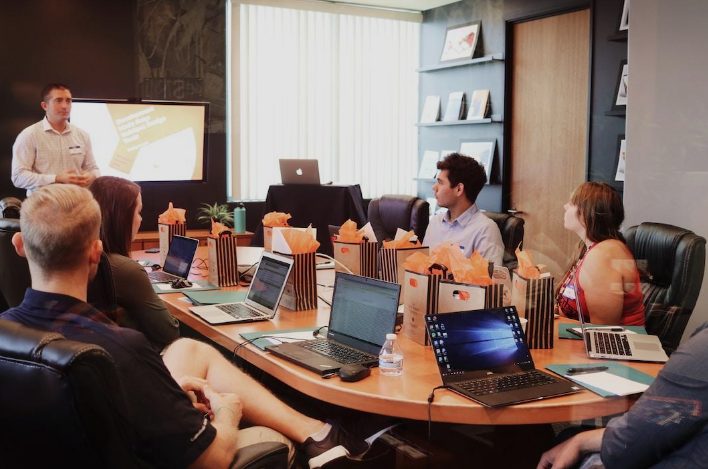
[197,202,233,227]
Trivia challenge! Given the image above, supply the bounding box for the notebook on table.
[147,235,199,284]
[279,158,321,185]
[426,307,581,407]
[575,285,668,362]
[266,272,401,376]
[189,252,293,325]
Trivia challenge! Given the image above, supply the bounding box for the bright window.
[230,2,420,200]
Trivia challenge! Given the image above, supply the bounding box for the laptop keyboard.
[593,331,633,356]
[148,271,180,283]
[302,339,376,364]
[216,303,264,319]
[457,370,557,396]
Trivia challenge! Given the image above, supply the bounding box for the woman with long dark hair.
[90,176,179,348]
[556,182,644,325]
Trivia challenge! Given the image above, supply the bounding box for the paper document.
[261,331,316,345]
[567,371,649,396]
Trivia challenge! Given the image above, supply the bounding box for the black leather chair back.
[367,195,429,243]
[483,211,525,271]
[0,319,144,468]
[624,222,706,311]
[0,219,31,309]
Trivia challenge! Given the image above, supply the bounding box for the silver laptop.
[279,158,321,185]
[575,278,668,362]
[189,252,293,325]
[148,235,199,284]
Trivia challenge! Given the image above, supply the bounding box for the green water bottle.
[234,203,246,234]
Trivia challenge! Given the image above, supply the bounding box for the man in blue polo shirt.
[423,152,504,265]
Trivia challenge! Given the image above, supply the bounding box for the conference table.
[143,246,663,426]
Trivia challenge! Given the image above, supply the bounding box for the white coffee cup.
[519,317,528,333]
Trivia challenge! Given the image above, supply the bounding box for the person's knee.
[163,338,218,377]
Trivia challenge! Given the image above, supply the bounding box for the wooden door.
[510,9,590,278]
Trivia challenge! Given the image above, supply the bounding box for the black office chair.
[0,196,22,219]
[624,222,706,354]
[367,195,429,243]
[483,211,525,271]
[0,218,30,310]
[0,319,289,469]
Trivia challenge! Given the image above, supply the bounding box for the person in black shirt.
[2,184,368,468]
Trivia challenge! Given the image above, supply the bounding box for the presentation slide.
[71,101,206,182]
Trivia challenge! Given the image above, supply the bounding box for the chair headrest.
[627,222,693,287]
[0,319,109,368]
[0,197,22,219]
[0,218,21,232]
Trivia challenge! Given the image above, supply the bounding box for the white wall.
[624,0,708,341]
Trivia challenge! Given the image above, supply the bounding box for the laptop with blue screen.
[266,272,401,375]
[427,307,580,407]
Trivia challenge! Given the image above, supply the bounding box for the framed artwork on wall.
[619,0,629,31]
[613,60,628,109]
[615,135,626,182]
[459,140,495,183]
[439,21,481,63]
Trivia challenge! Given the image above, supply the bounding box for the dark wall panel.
[0,0,137,200]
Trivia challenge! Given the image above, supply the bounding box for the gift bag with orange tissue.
[158,202,186,265]
[401,253,450,345]
[275,227,320,311]
[438,250,504,314]
[511,247,554,349]
[380,228,428,285]
[262,212,291,252]
[332,220,379,278]
[207,220,240,287]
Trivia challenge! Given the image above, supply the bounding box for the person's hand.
[537,429,604,469]
[178,376,212,414]
[56,170,92,187]
[204,386,243,426]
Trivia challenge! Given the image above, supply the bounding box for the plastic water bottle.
[379,333,403,376]
[234,203,246,234]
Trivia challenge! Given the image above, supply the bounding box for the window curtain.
[236,3,419,200]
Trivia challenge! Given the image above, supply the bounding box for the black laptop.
[266,272,401,375]
[148,235,199,284]
[427,307,581,407]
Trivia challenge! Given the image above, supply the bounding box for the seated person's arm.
[537,428,604,469]
[601,327,708,467]
[189,384,241,469]
[577,242,627,324]
[113,256,179,348]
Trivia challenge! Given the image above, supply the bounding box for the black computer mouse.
[170,278,193,289]
[338,364,371,382]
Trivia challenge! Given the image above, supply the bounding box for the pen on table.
[586,327,625,332]
[566,366,609,375]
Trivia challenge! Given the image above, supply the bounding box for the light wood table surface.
[139,246,663,426]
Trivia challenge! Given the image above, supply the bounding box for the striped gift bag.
[158,222,186,265]
[333,240,379,278]
[207,235,240,287]
[280,252,318,311]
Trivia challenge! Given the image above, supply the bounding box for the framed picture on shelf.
[613,60,628,109]
[615,135,626,182]
[619,0,629,31]
[459,140,495,183]
[439,21,481,63]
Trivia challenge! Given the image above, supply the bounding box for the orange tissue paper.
[262,212,291,227]
[158,202,186,224]
[282,227,320,254]
[516,247,541,279]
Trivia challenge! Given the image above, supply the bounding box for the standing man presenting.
[11,83,99,195]
[423,152,504,265]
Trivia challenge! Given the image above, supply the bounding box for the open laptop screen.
[163,235,198,278]
[328,273,401,351]
[247,254,292,310]
[426,307,534,377]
